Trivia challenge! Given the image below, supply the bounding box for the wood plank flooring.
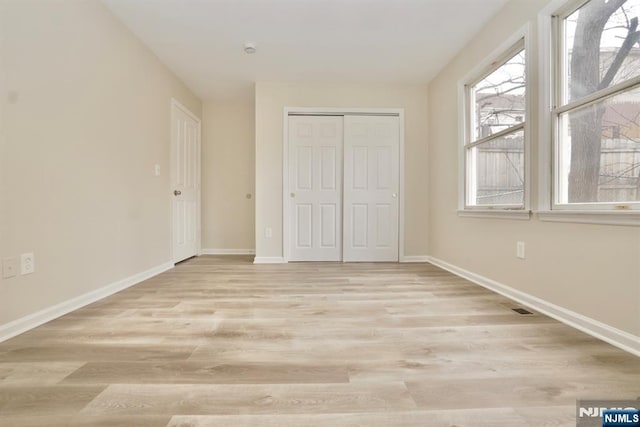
[0,255,638,426]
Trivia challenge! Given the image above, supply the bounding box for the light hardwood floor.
[0,255,638,426]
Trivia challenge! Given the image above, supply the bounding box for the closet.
[287,113,400,262]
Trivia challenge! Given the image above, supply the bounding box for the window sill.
[537,211,640,226]
[457,209,532,220]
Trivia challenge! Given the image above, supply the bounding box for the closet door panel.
[288,116,343,261]
[343,116,399,262]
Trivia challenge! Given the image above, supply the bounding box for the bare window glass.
[472,50,526,140]
[564,0,640,103]
[558,87,640,204]
[469,130,525,206]
[556,0,640,207]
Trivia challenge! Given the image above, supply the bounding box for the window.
[553,0,640,210]
[464,41,527,210]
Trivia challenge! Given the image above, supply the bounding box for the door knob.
[174,190,182,196]
[290,192,295,198]
[392,193,397,198]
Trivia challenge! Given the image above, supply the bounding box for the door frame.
[282,107,405,263]
[170,98,202,264]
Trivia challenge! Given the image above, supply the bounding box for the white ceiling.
[102,0,510,101]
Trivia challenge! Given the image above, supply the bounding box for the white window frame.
[538,0,640,226]
[458,26,532,220]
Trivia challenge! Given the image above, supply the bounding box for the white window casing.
[458,25,532,219]
[538,0,640,225]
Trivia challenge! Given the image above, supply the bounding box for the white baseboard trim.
[427,256,640,357]
[253,257,286,264]
[0,262,173,344]
[401,255,430,263]
[201,249,256,255]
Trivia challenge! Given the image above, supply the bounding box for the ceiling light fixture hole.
[244,42,256,54]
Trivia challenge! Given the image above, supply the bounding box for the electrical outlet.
[2,257,17,279]
[516,242,525,259]
[20,253,34,275]
[265,227,273,238]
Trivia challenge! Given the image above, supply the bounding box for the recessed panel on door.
[320,147,337,190]
[353,147,369,190]
[376,147,392,189]
[351,204,368,248]
[296,204,313,248]
[320,204,337,248]
[375,203,392,248]
[297,147,313,190]
[288,116,343,261]
[176,200,185,245]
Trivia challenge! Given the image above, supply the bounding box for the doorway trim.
[282,107,405,263]
[170,98,202,264]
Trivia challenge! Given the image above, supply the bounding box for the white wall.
[202,99,255,252]
[0,0,201,326]
[255,82,429,260]
[428,0,640,336]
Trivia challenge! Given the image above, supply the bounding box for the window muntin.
[554,0,640,208]
[465,43,526,209]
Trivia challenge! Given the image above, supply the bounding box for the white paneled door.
[172,101,200,263]
[288,116,343,261]
[343,115,399,262]
[287,113,400,262]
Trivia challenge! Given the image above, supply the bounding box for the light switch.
[154,164,161,176]
[2,257,17,279]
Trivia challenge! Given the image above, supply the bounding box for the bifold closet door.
[288,115,343,261]
[343,115,400,262]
